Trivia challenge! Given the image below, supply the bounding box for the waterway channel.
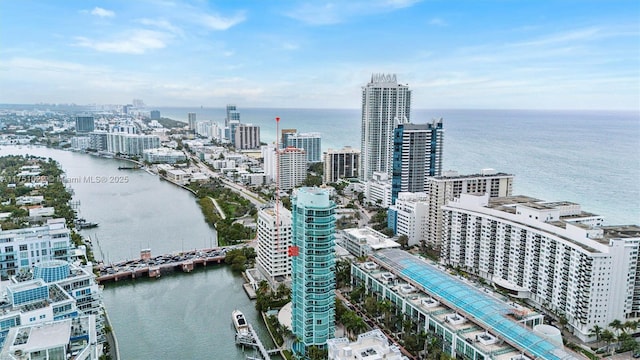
[0,146,278,360]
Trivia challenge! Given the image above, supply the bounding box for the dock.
[95,247,230,284]
[235,324,280,360]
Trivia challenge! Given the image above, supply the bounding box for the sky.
[1,0,638,110]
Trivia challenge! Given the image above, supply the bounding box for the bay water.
[0,147,275,360]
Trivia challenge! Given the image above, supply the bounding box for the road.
[189,154,267,208]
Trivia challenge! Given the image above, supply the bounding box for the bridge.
[94,247,228,284]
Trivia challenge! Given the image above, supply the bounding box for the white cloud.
[74,29,171,54]
[90,7,115,18]
[428,18,447,26]
[137,18,183,36]
[285,1,421,25]
[198,12,246,30]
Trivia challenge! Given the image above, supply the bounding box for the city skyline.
[1,0,638,110]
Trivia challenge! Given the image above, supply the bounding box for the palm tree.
[588,324,603,345]
[379,299,394,328]
[609,319,624,336]
[600,329,616,353]
[351,316,368,338]
[624,320,638,334]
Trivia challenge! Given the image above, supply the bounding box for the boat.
[75,218,99,229]
[232,310,249,335]
[118,165,140,170]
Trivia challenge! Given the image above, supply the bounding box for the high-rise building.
[106,133,160,156]
[425,169,514,250]
[278,147,307,191]
[234,124,261,149]
[391,120,444,203]
[285,132,322,163]
[188,113,197,133]
[228,120,241,146]
[442,193,640,342]
[261,144,277,182]
[256,204,292,285]
[323,147,360,184]
[0,219,71,278]
[280,129,297,149]
[75,115,95,134]
[225,104,240,128]
[150,110,161,120]
[291,187,336,356]
[360,74,411,181]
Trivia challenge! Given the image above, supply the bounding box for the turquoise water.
[158,107,640,225]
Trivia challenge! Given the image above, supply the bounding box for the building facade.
[143,148,187,164]
[425,169,514,250]
[0,219,71,278]
[364,172,392,208]
[360,74,411,181]
[75,116,95,134]
[234,124,261,150]
[387,192,429,247]
[256,204,292,285]
[277,147,307,191]
[106,133,160,156]
[442,193,640,341]
[351,249,580,360]
[285,132,322,163]
[323,147,360,184]
[291,188,336,355]
[391,120,443,203]
[188,112,197,132]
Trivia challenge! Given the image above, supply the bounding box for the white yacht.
[232,310,249,334]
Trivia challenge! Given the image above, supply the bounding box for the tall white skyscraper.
[360,73,411,181]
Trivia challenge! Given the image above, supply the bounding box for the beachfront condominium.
[285,132,322,163]
[188,112,197,133]
[256,204,292,285]
[106,133,160,156]
[277,147,307,191]
[425,169,514,250]
[234,124,261,150]
[323,147,360,184]
[360,73,411,181]
[225,104,240,127]
[291,187,336,356]
[442,193,640,341]
[391,120,444,203]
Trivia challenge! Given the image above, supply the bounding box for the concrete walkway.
[209,196,226,219]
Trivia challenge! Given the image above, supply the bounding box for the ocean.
[156,107,640,225]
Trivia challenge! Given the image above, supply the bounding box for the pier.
[95,247,231,284]
[235,324,280,360]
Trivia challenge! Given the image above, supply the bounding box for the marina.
[234,310,281,360]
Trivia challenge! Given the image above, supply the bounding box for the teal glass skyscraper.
[291,187,336,356]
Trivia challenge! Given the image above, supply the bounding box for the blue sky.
[1,0,638,110]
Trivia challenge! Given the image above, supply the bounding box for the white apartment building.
[277,147,307,191]
[323,147,360,184]
[388,192,428,246]
[256,204,292,285]
[261,144,277,183]
[425,169,514,250]
[360,74,411,181]
[0,219,71,278]
[364,172,392,208]
[106,133,160,156]
[340,227,399,257]
[442,193,640,341]
[328,329,405,360]
[142,148,187,164]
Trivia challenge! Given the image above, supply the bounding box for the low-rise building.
[143,148,187,164]
[340,227,399,257]
[327,329,406,360]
